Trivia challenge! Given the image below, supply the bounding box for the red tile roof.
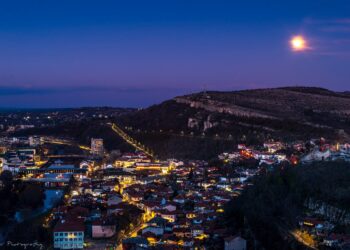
[54,218,85,232]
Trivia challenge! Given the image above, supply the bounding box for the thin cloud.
[320,26,350,33]
[333,18,350,24]
[303,17,350,33]
[310,51,350,57]
[304,17,350,25]
[331,38,350,44]
[299,17,350,56]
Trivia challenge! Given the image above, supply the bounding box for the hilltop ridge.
[119,86,350,135]
[115,86,350,159]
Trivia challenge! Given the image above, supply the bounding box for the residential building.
[53,219,85,249]
[91,138,104,156]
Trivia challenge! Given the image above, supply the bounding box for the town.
[1,122,350,249]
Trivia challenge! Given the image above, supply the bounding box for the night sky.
[1,0,350,108]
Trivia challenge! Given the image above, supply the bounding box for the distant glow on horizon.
[290,35,308,52]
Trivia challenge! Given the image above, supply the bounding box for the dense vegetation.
[6,216,51,249]
[0,171,46,227]
[224,161,350,249]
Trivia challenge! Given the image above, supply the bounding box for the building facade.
[91,138,104,156]
[53,219,85,249]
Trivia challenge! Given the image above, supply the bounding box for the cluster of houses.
[0,136,43,173]
[301,142,350,163]
[219,139,350,167]
[4,136,350,249]
[218,142,288,166]
[1,148,37,172]
[46,151,250,250]
[299,217,350,248]
[111,153,249,249]
[39,140,350,249]
[0,135,56,174]
[50,165,143,249]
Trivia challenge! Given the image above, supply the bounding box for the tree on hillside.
[0,170,13,189]
[18,184,45,209]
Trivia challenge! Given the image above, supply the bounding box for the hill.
[115,87,350,159]
[12,87,350,160]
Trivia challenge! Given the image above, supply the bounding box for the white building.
[91,138,104,156]
[29,136,41,146]
[53,219,85,249]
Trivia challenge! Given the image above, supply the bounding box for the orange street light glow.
[290,35,308,51]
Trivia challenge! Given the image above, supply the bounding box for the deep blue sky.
[1,0,350,107]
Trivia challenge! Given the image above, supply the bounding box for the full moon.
[290,35,307,51]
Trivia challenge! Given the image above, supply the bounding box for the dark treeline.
[223,161,350,249]
[0,171,46,227]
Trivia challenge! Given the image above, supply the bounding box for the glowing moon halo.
[290,35,308,52]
